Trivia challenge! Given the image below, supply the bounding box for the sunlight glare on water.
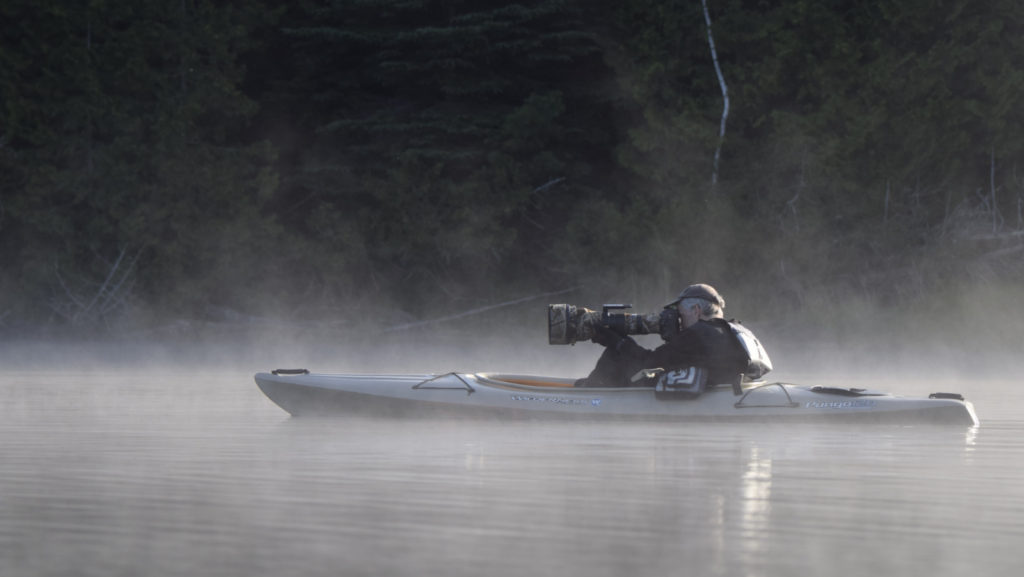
[1,357,1023,577]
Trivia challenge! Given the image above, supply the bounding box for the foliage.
[2,0,1023,335]
[268,0,619,312]
[0,0,282,328]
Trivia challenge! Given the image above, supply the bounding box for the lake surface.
[2,346,1023,577]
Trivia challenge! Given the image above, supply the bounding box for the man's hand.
[659,308,681,341]
[591,324,623,348]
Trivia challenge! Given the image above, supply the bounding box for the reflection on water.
[1,368,1022,577]
[740,446,772,537]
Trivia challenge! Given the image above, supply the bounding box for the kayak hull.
[254,371,979,426]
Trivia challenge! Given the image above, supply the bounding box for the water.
[2,357,1024,577]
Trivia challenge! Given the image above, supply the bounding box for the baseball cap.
[664,283,725,309]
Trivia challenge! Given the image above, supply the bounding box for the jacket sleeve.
[613,330,705,370]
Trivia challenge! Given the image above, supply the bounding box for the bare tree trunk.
[180,0,188,94]
[1018,193,1022,231]
[990,146,999,234]
[702,0,729,187]
[86,8,93,174]
[884,180,890,224]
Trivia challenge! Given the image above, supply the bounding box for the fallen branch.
[968,230,1024,241]
[80,246,128,319]
[381,286,581,332]
[533,177,565,194]
[981,243,1024,260]
[50,246,141,327]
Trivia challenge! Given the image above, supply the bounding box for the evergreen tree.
[606,0,1024,308]
[4,0,1024,334]
[0,0,281,329]
[275,0,618,311]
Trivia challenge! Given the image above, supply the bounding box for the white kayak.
[254,370,979,426]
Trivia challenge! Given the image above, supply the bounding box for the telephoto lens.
[547,303,661,345]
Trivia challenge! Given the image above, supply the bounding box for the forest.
[2,0,1023,343]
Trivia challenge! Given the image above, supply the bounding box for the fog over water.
[2,329,1023,577]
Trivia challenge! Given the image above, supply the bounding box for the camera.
[548,303,675,345]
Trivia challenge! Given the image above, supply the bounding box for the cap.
[664,283,725,309]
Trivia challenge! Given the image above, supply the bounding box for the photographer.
[574,284,750,389]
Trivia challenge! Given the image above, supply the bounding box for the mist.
[3,280,1019,402]
[3,325,1022,577]
[4,266,1022,577]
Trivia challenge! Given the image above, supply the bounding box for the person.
[574,284,751,390]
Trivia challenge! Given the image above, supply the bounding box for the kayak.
[254,370,979,426]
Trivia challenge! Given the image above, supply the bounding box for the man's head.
[666,284,725,326]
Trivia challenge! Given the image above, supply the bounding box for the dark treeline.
[2,0,1023,337]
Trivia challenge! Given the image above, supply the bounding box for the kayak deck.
[254,371,979,426]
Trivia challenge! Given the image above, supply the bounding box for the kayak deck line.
[734,382,800,408]
[411,372,477,392]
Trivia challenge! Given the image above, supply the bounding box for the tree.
[0,0,282,329]
[273,0,619,311]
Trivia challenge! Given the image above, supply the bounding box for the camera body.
[548,303,674,345]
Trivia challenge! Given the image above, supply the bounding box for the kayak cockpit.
[476,374,577,388]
